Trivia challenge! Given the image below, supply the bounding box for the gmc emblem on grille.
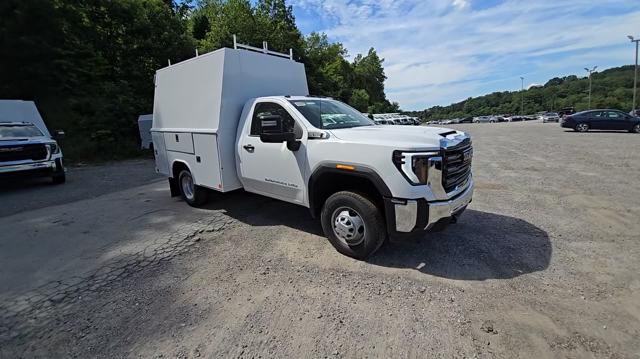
[463,148,473,162]
[0,147,23,152]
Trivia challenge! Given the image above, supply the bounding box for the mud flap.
[168,177,180,197]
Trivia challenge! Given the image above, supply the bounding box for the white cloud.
[292,0,640,109]
[452,0,470,10]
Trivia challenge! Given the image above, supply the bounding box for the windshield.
[0,124,44,138]
[288,99,374,129]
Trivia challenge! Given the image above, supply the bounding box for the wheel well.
[172,161,189,179]
[310,172,384,218]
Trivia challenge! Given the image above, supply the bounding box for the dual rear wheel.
[178,169,208,206]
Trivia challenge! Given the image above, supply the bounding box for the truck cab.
[234,96,473,258]
[152,43,473,259]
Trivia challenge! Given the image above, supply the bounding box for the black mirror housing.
[260,132,295,143]
[260,114,283,134]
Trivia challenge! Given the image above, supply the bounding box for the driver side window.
[250,102,302,139]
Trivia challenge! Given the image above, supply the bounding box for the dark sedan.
[561,109,640,133]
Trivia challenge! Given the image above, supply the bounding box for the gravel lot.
[1,121,639,358]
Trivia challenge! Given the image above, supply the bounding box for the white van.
[152,41,473,259]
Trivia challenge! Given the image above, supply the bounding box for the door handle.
[243,144,255,152]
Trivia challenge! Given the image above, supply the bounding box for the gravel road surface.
[1,121,639,358]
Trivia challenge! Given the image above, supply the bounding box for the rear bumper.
[385,178,474,236]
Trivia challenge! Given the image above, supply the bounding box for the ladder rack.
[233,34,293,60]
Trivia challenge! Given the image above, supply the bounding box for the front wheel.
[575,123,589,132]
[178,169,208,206]
[321,191,386,260]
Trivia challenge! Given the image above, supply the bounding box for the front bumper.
[0,160,59,177]
[385,177,474,235]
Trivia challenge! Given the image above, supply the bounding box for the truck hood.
[0,136,54,145]
[328,125,460,150]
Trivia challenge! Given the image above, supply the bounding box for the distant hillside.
[408,65,636,120]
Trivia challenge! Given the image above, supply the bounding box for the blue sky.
[289,0,640,110]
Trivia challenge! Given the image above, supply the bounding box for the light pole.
[629,35,639,113]
[584,66,597,109]
[520,76,524,115]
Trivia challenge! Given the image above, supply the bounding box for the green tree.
[350,89,370,112]
[352,48,387,104]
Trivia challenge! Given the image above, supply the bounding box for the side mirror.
[259,114,283,134]
[260,132,296,143]
[53,130,65,140]
[258,114,300,151]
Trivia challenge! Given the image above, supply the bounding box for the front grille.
[0,144,48,162]
[442,139,472,193]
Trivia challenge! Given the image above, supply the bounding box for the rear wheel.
[178,169,208,206]
[575,123,589,132]
[320,191,386,260]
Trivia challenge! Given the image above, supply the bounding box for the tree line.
[407,65,637,121]
[0,0,398,161]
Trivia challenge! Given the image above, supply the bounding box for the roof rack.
[233,34,293,60]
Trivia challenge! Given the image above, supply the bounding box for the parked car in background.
[507,116,524,122]
[440,118,460,125]
[630,109,640,117]
[473,116,496,123]
[138,114,153,149]
[458,117,473,123]
[539,112,560,123]
[561,109,640,133]
[558,107,576,118]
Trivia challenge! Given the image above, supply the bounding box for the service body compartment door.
[164,132,194,154]
[151,132,169,175]
[192,133,223,190]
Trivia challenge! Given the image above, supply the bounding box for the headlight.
[392,150,440,185]
[48,143,60,154]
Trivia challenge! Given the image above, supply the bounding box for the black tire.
[575,123,589,132]
[52,172,66,184]
[320,191,386,260]
[631,124,640,133]
[178,169,208,206]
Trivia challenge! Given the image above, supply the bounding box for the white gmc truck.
[151,41,473,259]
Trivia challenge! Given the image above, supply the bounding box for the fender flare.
[307,162,392,217]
